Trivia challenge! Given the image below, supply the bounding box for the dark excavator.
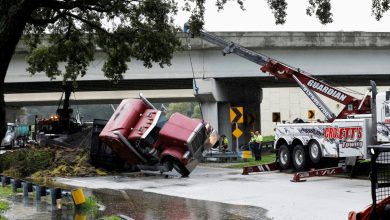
[36,84,83,146]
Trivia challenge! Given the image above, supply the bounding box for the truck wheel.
[9,139,15,149]
[6,141,13,150]
[278,145,291,170]
[172,160,190,177]
[20,138,25,148]
[293,145,307,171]
[309,141,322,164]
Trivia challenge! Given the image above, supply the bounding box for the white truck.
[191,28,390,171]
[275,88,390,171]
[269,81,389,171]
[1,122,29,149]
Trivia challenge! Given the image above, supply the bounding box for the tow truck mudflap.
[291,166,344,182]
[242,162,279,175]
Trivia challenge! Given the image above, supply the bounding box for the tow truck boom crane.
[187,27,390,172]
[194,30,371,121]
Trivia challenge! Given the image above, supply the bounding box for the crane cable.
[72,90,81,124]
[185,31,204,121]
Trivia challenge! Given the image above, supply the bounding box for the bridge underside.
[4,74,390,94]
[5,89,195,107]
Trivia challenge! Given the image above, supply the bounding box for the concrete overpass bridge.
[5,31,390,147]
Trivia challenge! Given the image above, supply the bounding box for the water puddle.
[94,189,271,220]
[3,195,86,220]
[3,188,271,220]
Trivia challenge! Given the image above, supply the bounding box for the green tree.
[191,104,202,119]
[165,102,193,118]
[165,102,202,119]
[1,0,389,139]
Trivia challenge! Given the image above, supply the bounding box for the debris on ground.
[0,145,107,179]
[38,127,93,149]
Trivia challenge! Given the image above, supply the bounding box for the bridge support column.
[195,78,262,151]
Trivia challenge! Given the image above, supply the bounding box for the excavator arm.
[194,29,371,121]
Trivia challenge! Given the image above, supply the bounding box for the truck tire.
[6,142,13,150]
[9,139,15,149]
[308,141,322,164]
[278,145,291,170]
[172,160,190,177]
[292,145,307,171]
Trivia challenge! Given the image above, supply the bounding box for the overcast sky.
[176,0,390,32]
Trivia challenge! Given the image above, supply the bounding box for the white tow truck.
[189,27,390,172]
[275,84,389,171]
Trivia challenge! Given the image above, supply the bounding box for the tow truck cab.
[376,90,390,143]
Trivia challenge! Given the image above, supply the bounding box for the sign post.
[230,107,244,152]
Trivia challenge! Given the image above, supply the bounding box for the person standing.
[255,131,263,161]
[221,134,229,153]
[249,131,257,160]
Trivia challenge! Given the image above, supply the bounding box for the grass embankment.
[0,201,10,213]
[0,186,16,220]
[100,216,122,220]
[77,196,99,212]
[0,146,107,179]
[262,135,275,143]
[227,153,276,169]
[0,146,109,219]
[226,135,276,169]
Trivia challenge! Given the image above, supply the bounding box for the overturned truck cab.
[99,96,218,177]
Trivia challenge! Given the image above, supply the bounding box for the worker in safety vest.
[255,131,263,161]
[249,131,256,158]
[220,134,229,153]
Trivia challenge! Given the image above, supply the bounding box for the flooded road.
[4,195,80,220]
[94,189,271,220]
[3,189,271,220]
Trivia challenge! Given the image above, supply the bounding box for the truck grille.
[188,125,206,155]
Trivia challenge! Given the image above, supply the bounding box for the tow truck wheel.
[292,145,307,171]
[308,141,322,164]
[278,145,291,170]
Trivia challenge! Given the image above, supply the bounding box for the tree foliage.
[165,102,201,119]
[306,0,333,24]
[372,0,390,20]
[23,0,182,83]
[1,0,390,140]
[266,0,288,25]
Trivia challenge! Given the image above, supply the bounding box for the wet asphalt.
[3,188,271,220]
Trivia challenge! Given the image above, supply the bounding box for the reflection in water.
[4,189,271,220]
[93,189,271,220]
[4,195,90,220]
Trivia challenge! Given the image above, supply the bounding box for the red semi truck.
[99,94,218,176]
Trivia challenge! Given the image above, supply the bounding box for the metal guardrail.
[203,151,240,162]
[1,175,85,207]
